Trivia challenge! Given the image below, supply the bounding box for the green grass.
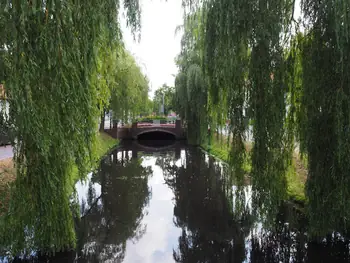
[286,158,307,203]
[202,139,229,162]
[68,132,118,191]
[201,136,251,173]
[95,132,118,158]
[201,135,307,204]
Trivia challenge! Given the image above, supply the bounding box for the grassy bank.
[95,132,118,158]
[0,158,15,214]
[286,153,307,203]
[67,131,118,189]
[201,135,252,173]
[201,135,307,203]
[0,132,118,214]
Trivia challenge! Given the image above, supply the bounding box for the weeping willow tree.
[94,42,150,130]
[92,31,123,132]
[0,0,141,253]
[178,0,350,236]
[296,0,350,236]
[179,0,294,210]
[174,12,208,145]
[202,0,250,181]
[109,48,150,124]
[245,0,294,221]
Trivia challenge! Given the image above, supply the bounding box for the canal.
[1,141,349,262]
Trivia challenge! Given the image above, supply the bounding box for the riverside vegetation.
[174,0,350,237]
[0,0,349,255]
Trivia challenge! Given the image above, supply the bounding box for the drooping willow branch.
[0,0,141,253]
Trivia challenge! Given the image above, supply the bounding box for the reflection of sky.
[120,153,262,263]
[75,172,102,212]
[123,157,182,263]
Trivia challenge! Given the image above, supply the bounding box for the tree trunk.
[99,109,105,132]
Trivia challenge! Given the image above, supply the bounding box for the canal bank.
[0,132,118,215]
[200,135,307,204]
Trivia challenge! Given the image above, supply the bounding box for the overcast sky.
[120,0,301,99]
[120,0,183,98]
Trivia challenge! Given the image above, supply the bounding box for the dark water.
[137,131,176,141]
[1,141,350,262]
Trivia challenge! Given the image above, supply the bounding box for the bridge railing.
[105,119,184,139]
[136,119,176,128]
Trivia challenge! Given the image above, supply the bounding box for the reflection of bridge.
[105,120,186,140]
[117,140,184,159]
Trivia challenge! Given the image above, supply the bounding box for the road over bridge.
[105,119,185,140]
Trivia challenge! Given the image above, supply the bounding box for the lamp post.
[159,92,165,115]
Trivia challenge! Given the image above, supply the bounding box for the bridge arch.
[135,129,177,140]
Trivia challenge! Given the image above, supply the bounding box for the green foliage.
[297,0,350,236]
[109,48,150,123]
[201,135,252,175]
[142,97,154,116]
[286,161,306,204]
[178,0,294,216]
[174,14,208,145]
[0,132,118,255]
[153,84,175,115]
[136,115,168,122]
[66,132,118,202]
[179,0,350,236]
[176,0,350,237]
[75,149,151,261]
[95,132,118,158]
[0,105,11,146]
[0,0,140,253]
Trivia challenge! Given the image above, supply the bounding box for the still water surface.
[2,141,350,262]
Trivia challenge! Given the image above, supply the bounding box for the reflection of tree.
[158,147,350,263]
[305,235,350,263]
[248,204,350,263]
[250,163,288,229]
[248,204,307,263]
[75,149,152,263]
[3,147,350,262]
[161,148,251,263]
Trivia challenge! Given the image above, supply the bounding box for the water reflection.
[137,139,176,150]
[164,149,250,262]
[1,144,350,262]
[75,150,152,262]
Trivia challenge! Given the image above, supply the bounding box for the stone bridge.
[105,119,185,140]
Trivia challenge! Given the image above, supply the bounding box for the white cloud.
[123,161,182,263]
[120,0,183,98]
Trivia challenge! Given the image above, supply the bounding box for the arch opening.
[137,131,176,148]
[137,131,176,141]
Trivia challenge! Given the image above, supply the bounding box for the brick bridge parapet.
[105,119,185,140]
